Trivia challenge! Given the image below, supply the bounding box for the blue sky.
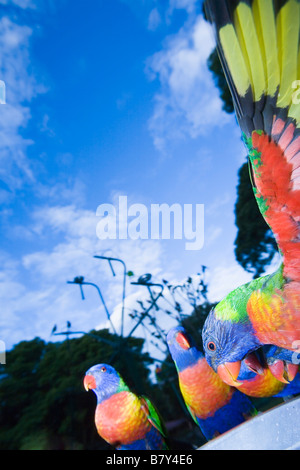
[0,0,276,354]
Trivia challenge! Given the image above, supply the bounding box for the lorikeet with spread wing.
[167,326,256,441]
[202,0,300,386]
[83,364,168,450]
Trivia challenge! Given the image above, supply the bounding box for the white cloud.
[0,14,46,199]
[206,264,253,303]
[147,16,229,152]
[206,251,282,304]
[34,177,87,207]
[205,225,223,248]
[0,17,40,104]
[0,0,36,8]
[205,193,232,217]
[2,202,172,349]
[148,8,162,31]
[168,0,198,14]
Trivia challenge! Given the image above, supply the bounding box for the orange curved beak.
[83,374,96,391]
[175,331,191,350]
[217,361,243,387]
[268,360,298,384]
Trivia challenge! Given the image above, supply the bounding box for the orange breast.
[179,359,233,419]
[95,391,150,445]
[237,367,284,398]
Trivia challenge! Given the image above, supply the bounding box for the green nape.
[116,376,130,393]
[215,264,284,323]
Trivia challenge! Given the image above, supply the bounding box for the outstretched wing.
[205,0,300,284]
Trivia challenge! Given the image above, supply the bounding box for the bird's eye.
[100,366,106,372]
[207,341,216,352]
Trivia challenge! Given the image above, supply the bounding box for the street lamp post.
[67,277,117,335]
[94,255,127,337]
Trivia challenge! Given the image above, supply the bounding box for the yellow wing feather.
[206,0,300,134]
[234,2,266,102]
[219,24,250,98]
[252,0,280,98]
[277,0,300,110]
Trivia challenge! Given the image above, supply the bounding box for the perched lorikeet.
[84,364,168,450]
[202,0,300,386]
[167,326,256,441]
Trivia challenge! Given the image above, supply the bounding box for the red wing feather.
[250,126,300,283]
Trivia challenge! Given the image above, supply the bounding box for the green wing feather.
[185,403,198,426]
[140,396,168,438]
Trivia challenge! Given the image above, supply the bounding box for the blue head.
[202,308,261,386]
[83,363,127,403]
[166,325,203,372]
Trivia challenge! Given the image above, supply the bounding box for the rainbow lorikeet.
[167,326,256,441]
[202,0,300,386]
[83,364,168,450]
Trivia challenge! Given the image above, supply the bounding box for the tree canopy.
[0,330,156,450]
